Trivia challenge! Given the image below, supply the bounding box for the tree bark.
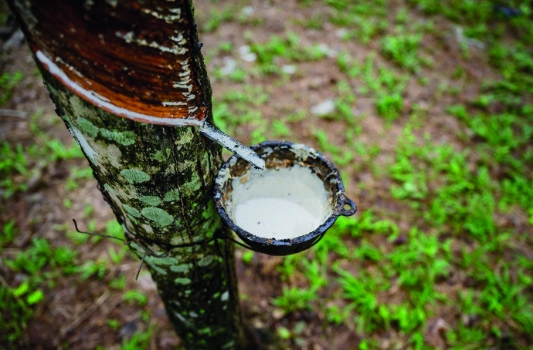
[7,0,248,348]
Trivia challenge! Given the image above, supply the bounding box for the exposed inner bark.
[11,0,210,123]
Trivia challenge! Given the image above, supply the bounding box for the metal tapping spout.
[199,122,265,170]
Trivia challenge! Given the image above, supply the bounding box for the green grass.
[267,0,533,347]
[246,31,331,75]
[0,234,78,344]
[2,0,533,348]
[0,216,130,346]
[0,106,125,345]
[0,71,23,106]
[199,5,236,33]
[0,132,84,199]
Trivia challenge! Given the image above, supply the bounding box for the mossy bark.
[48,78,245,349]
[8,0,248,348]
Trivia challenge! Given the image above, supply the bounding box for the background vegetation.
[1,0,532,348]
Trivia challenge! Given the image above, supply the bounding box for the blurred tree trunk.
[7,0,249,348]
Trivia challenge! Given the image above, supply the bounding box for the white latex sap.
[230,166,332,240]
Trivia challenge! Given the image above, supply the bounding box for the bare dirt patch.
[2,0,532,349]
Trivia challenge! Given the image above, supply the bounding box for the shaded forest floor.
[1,0,533,349]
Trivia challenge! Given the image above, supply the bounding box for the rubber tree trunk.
[7,0,248,348]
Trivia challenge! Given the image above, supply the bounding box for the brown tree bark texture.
[7,0,247,348]
[10,0,210,124]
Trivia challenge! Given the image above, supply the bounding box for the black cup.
[213,141,357,256]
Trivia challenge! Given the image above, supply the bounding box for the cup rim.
[213,140,356,255]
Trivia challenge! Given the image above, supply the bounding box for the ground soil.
[0,0,527,349]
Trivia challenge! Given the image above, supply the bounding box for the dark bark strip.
[8,0,248,348]
[9,0,211,125]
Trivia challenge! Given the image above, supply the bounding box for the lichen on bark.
[44,71,246,348]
